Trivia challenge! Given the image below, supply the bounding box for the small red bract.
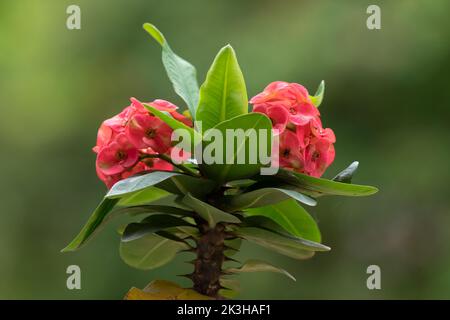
[92,97,191,188]
[251,81,336,177]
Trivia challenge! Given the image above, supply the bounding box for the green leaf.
[226,187,316,211]
[62,178,193,252]
[143,23,199,118]
[196,45,248,132]
[273,169,378,198]
[107,171,215,199]
[122,214,194,242]
[61,198,119,252]
[226,259,296,282]
[225,179,256,188]
[333,161,359,183]
[117,204,194,217]
[224,238,242,256]
[219,278,240,298]
[235,227,329,260]
[309,80,325,107]
[145,194,192,210]
[120,233,189,270]
[244,199,321,242]
[154,230,189,243]
[118,187,170,206]
[199,113,272,183]
[165,226,201,239]
[182,193,241,227]
[144,103,202,149]
[107,171,181,198]
[241,215,291,236]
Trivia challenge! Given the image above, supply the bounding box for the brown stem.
[191,221,226,298]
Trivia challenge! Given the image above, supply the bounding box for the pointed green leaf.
[107,171,215,199]
[199,113,272,183]
[145,194,192,210]
[61,198,119,252]
[241,215,292,236]
[62,177,189,252]
[182,193,241,227]
[120,233,189,270]
[117,187,170,206]
[122,214,194,242]
[235,227,329,260]
[273,169,378,198]
[116,204,194,217]
[244,199,321,242]
[333,161,359,183]
[107,171,181,198]
[226,187,316,211]
[226,259,296,282]
[143,23,199,117]
[309,80,325,107]
[196,45,248,132]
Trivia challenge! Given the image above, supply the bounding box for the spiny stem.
[191,222,226,298]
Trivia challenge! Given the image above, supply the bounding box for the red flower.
[92,97,192,189]
[253,104,290,134]
[126,113,173,153]
[250,81,319,126]
[279,130,304,170]
[251,81,336,177]
[304,139,335,177]
[96,133,139,176]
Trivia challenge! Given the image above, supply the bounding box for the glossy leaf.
[143,23,199,118]
[61,198,119,252]
[244,199,321,242]
[107,171,215,199]
[145,194,192,210]
[117,187,170,206]
[182,193,241,227]
[273,169,378,198]
[333,161,359,183]
[309,80,325,107]
[122,214,194,242]
[107,171,181,198]
[226,187,316,211]
[241,215,292,235]
[120,233,189,270]
[235,227,330,260]
[199,113,272,183]
[226,259,296,282]
[196,45,248,132]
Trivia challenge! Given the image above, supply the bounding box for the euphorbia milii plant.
[63,23,378,299]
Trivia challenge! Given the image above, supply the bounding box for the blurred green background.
[1,0,449,299]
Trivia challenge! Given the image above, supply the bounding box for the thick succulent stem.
[191,221,226,298]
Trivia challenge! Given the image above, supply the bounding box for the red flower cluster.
[250,81,335,177]
[93,98,192,188]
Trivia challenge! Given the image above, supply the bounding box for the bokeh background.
[1,0,449,299]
